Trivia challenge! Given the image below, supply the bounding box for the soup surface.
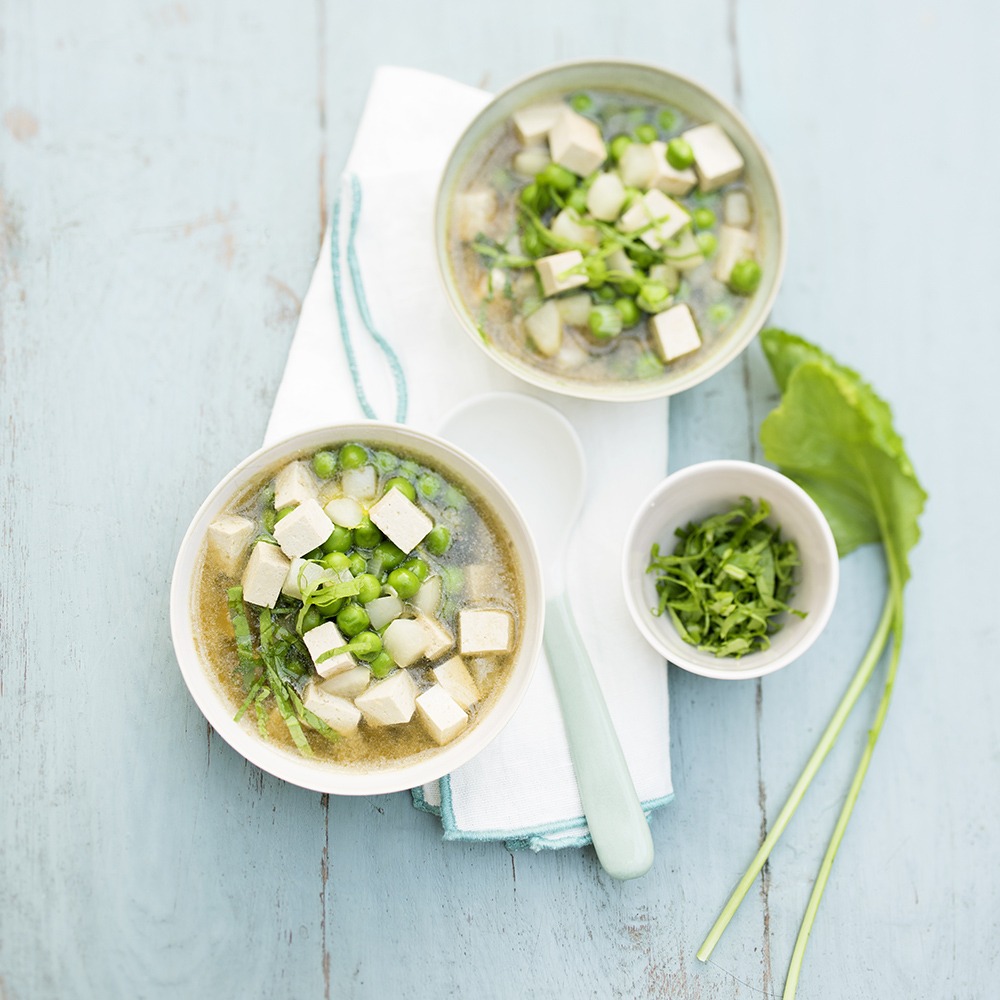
[192,441,523,769]
[447,89,762,389]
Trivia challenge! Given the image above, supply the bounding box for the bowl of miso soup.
[436,60,786,400]
[170,424,544,795]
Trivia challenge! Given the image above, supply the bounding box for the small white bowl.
[621,460,839,679]
[170,423,544,795]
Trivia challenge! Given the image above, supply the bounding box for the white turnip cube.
[416,685,468,746]
[273,498,334,559]
[524,300,563,358]
[411,575,443,616]
[512,145,550,176]
[273,461,317,510]
[303,683,361,736]
[617,142,657,188]
[618,190,690,249]
[548,110,607,176]
[382,618,432,668]
[683,123,744,192]
[318,666,371,700]
[355,670,418,726]
[432,656,480,711]
[459,609,513,655]
[207,515,254,575]
[241,542,290,609]
[281,557,330,601]
[366,594,403,631]
[303,620,355,679]
[650,304,702,363]
[454,189,497,241]
[555,292,592,327]
[724,190,752,228]
[714,226,756,283]
[663,228,704,273]
[368,489,432,554]
[340,465,376,501]
[323,496,364,529]
[551,209,599,247]
[535,251,587,297]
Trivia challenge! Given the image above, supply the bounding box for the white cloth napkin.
[264,66,673,850]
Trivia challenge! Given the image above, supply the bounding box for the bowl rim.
[434,57,788,402]
[621,459,839,680]
[169,422,544,794]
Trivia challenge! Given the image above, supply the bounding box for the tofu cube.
[618,190,690,249]
[683,123,744,192]
[382,618,432,668]
[535,251,587,297]
[524,300,563,358]
[548,110,606,176]
[355,670,418,726]
[585,172,626,221]
[648,141,698,197]
[273,461,317,510]
[724,190,753,228]
[303,620,355,679]
[281,557,330,601]
[617,142,657,188]
[650,304,702,363]
[454,189,497,241]
[416,614,454,661]
[318,666,371,700]
[273,498,334,559]
[432,656,480,711]
[550,209,599,247]
[241,542,291,608]
[207,514,255,575]
[368,488,432,554]
[416,684,469,746]
[512,102,567,144]
[302,684,361,736]
[340,465,376,501]
[323,496,364,529]
[459,609,513,655]
[714,225,756,283]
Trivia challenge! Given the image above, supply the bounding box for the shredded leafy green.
[226,587,258,676]
[647,498,803,658]
[696,330,927,999]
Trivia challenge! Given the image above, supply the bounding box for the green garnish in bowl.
[647,497,804,658]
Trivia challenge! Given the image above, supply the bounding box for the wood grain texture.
[1,1,997,998]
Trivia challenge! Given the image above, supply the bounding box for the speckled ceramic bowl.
[170,423,544,795]
[435,59,786,401]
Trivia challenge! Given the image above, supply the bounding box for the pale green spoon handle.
[543,593,655,880]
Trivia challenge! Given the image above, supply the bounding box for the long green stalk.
[696,591,895,962]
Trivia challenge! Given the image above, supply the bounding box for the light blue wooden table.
[2,3,997,997]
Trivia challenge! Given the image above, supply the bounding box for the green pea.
[635,352,665,379]
[311,450,337,479]
[353,514,382,549]
[399,460,419,478]
[609,134,632,162]
[728,259,762,295]
[443,485,467,510]
[696,232,718,257]
[369,651,395,679]
[692,207,716,230]
[321,551,351,572]
[321,525,353,553]
[666,137,694,170]
[588,305,624,341]
[385,477,416,502]
[635,124,657,144]
[620,278,641,297]
[657,109,678,132]
[440,565,464,596]
[348,553,367,576]
[274,505,295,524]
[299,606,323,634]
[349,630,382,660]
[402,558,430,582]
[338,443,367,469]
[418,473,442,500]
[519,182,545,213]
[387,568,421,600]
[373,450,397,473]
[636,281,672,314]
[373,540,406,572]
[614,297,640,327]
[522,227,545,258]
[425,525,451,556]
[627,245,657,269]
[538,162,577,192]
[566,187,588,214]
[708,303,734,325]
[595,284,617,302]
[584,256,607,289]
[317,597,344,618]
[336,603,370,637]
[622,186,643,210]
[304,547,325,561]
[262,507,277,533]
[356,573,382,604]
[569,92,592,112]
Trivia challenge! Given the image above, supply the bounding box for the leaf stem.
[696,589,895,962]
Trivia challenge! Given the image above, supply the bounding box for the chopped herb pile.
[648,497,803,657]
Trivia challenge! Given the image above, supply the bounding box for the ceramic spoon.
[439,392,654,880]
